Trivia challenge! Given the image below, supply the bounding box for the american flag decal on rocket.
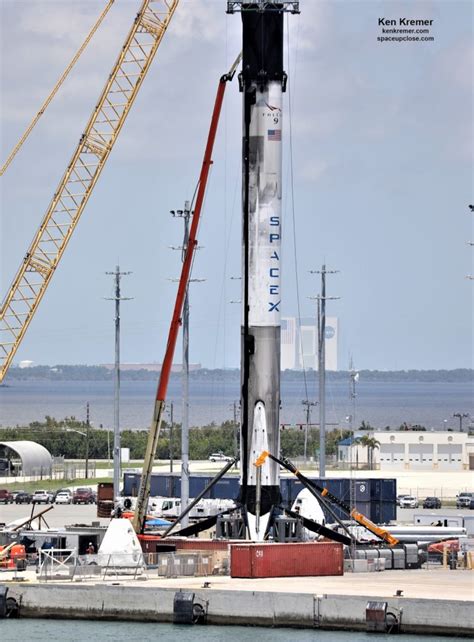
[268,129,281,141]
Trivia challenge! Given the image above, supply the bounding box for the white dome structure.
[0,440,52,476]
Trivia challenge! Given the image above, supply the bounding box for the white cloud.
[438,40,473,92]
[1,0,471,370]
[170,0,228,43]
[300,158,329,182]
[288,1,331,53]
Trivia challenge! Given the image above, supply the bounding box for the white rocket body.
[241,81,283,538]
[246,83,282,332]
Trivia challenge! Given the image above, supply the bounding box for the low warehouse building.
[338,431,473,471]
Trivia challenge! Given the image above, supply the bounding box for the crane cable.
[286,15,308,403]
[0,0,115,176]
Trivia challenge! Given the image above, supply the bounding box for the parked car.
[456,492,474,509]
[396,494,409,506]
[55,491,72,505]
[469,498,474,510]
[399,495,419,509]
[52,488,72,501]
[15,491,32,504]
[0,489,13,504]
[423,496,442,509]
[72,488,95,504]
[32,490,52,504]
[208,452,233,463]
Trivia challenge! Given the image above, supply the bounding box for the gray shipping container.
[404,544,420,569]
[463,516,474,536]
[378,549,393,570]
[392,548,405,569]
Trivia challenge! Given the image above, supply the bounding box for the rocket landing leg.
[245,401,278,541]
[246,512,271,542]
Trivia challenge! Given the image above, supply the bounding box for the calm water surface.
[0,620,459,642]
[0,379,472,430]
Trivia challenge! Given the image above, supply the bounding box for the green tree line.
[0,417,351,460]
[5,365,472,382]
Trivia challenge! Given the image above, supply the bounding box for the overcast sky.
[1,0,472,371]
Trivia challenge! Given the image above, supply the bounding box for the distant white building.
[299,321,317,371]
[281,316,338,371]
[324,317,338,371]
[18,360,34,369]
[101,363,201,372]
[281,318,297,370]
[338,431,473,471]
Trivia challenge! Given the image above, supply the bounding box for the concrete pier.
[3,569,473,636]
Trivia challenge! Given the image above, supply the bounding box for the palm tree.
[356,435,380,470]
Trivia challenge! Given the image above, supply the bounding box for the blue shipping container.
[123,472,396,525]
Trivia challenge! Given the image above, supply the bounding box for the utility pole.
[310,265,339,477]
[453,412,469,432]
[301,399,317,462]
[85,402,90,479]
[105,266,132,500]
[170,203,204,527]
[348,356,359,475]
[232,400,240,458]
[229,283,241,463]
[169,402,174,473]
[349,356,359,436]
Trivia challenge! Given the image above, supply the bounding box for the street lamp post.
[85,402,90,479]
[170,203,204,529]
[65,428,87,477]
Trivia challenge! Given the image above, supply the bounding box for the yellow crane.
[0,0,179,382]
[0,0,116,176]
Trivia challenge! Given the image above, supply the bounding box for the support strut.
[162,457,238,538]
[258,451,399,547]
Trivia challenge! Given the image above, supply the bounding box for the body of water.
[0,379,472,430]
[0,619,457,642]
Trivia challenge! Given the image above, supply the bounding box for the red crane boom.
[132,54,241,533]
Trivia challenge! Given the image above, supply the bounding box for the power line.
[286,18,309,408]
[467,205,474,279]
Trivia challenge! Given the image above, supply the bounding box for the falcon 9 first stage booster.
[229,1,299,539]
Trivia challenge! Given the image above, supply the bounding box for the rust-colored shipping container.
[97,482,114,501]
[165,538,233,552]
[230,542,344,578]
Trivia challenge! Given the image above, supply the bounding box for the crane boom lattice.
[0,0,116,176]
[0,0,178,382]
